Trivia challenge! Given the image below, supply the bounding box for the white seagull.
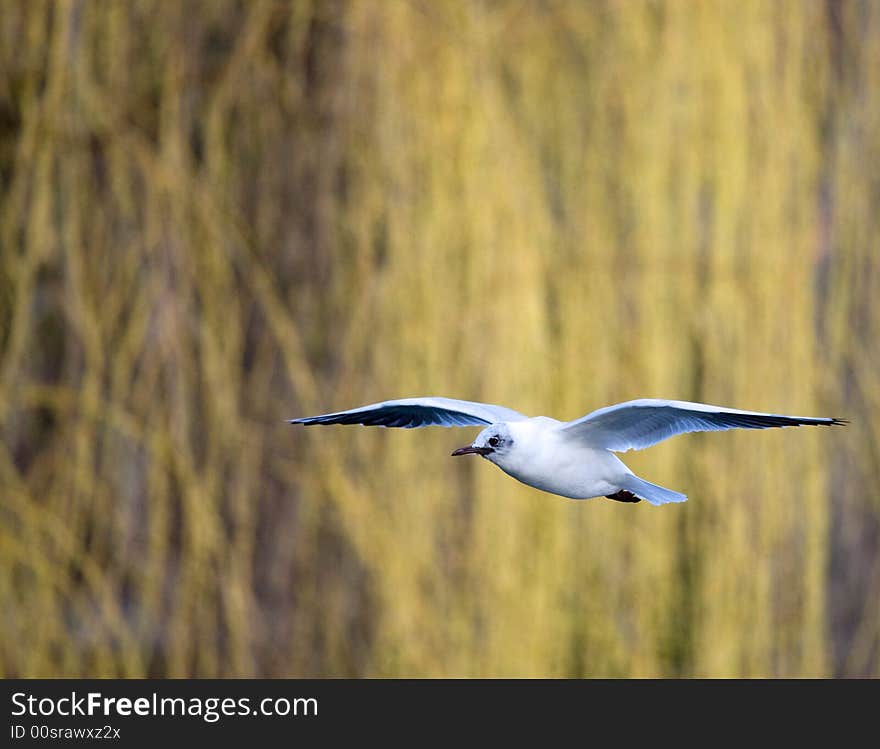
[289,397,846,505]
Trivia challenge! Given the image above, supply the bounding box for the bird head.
[451,423,513,461]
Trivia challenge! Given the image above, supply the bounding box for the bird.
[288,397,846,505]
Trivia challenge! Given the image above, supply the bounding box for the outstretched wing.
[289,397,527,429]
[561,398,846,452]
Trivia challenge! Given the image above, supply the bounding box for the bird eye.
[488,436,500,447]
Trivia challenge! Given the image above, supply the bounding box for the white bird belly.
[493,435,628,500]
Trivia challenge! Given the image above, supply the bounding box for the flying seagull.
[289,397,846,505]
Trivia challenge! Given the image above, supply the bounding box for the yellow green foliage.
[1,0,877,677]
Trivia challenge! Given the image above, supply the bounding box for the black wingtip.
[830,417,849,426]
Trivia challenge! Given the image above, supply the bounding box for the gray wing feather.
[289,397,527,429]
[561,399,846,452]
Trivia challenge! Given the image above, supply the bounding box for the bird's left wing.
[289,397,527,429]
[560,398,846,452]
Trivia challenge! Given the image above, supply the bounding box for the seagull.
[289,397,846,505]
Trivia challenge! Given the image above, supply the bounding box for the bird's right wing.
[560,398,846,452]
[289,397,527,429]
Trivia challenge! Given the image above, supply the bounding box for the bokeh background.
[1,0,878,678]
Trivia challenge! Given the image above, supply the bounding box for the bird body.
[289,397,845,506]
[485,418,627,499]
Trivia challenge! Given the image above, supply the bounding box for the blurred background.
[1,0,878,678]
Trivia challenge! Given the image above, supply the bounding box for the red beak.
[451,445,494,457]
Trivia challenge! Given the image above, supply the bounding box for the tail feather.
[619,475,687,506]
